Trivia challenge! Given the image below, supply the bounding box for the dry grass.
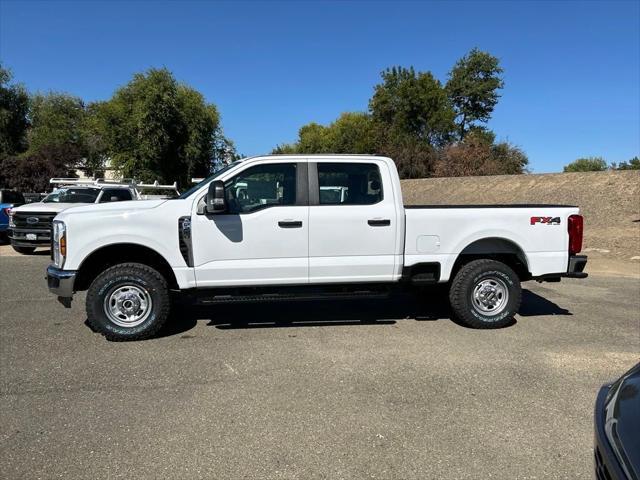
[401,170,640,261]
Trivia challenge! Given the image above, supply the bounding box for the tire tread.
[86,262,170,341]
[449,259,521,329]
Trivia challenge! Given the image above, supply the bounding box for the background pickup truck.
[46,155,587,340]
[9,178,178,254]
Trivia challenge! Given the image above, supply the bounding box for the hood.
[604,362,640,479]
[11,202,78,214]
[55,199,167,219]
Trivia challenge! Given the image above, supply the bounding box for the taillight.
[568,214,583,255]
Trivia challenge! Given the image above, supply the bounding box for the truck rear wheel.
[449,259,521,329]
[12,245,36,255]
[86,263,170,341]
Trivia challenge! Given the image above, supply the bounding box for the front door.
[192,161,309,287]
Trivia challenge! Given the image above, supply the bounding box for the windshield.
[43,188,101,204]
[177,161,244,199]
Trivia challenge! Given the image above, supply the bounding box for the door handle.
[368,219,391,227]
[278,220,303,228]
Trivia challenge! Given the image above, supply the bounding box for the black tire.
[86,262,170,341]
[12,245,36,255]
[449,259,521,329]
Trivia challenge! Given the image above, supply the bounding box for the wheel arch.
[451,237,531,281]
[74,243,179,291]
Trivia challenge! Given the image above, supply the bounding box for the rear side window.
[100,189,133,203]
[317,163,383,205]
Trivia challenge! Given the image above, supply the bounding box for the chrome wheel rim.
[471,277,509,315]
[103,285,153,327]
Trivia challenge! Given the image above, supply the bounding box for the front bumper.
[46,265,77,305]
[9,227,52,246]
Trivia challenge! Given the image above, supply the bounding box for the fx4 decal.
[531,216,561,225]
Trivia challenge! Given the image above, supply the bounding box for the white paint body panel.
[308,158,404,283]
[191,205,309,286]
[56,155,580,290]
[404,207,578,281]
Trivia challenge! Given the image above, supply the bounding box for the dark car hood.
[605,362,640,479]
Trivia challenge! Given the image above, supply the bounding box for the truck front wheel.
[449,259,521,329]
[86,263,170,341]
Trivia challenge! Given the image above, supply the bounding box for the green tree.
[297,122,331,153]
[273,112,379,155]
[612,156,640,170]
[27,92,87,162]
[369,67,455,146]
[563,157,608,172]
[326,112,378,153]
[92,68,225,187]
[379,133,438,179]
[0,64,30,157]
[446,48,504,139]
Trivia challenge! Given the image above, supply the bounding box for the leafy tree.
[612,156,640,170]
[0,145,78,192]
[297,122,332,153]
[563,157,608,172]
[92,68,224,187]
[212,133,240,171]
[435,131,528,177]
[369,67,455,147]
[379,133,438,179]
[273,112,379,155]
[27,92,87,160]
[0,64,29,158]
[446,48,504,139]
[325,112,379,153]
[272,143,299,154]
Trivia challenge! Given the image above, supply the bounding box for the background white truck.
[9,178,178,254]
[46,155,587,340]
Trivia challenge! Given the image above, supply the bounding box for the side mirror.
[206,180,226,214]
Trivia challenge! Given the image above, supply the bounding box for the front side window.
[318,163,383,205]
[100,189,133,203]
[225,163,297,214]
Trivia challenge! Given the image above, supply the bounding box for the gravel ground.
[1,252,639,479]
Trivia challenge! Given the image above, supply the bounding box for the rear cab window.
[100,189,134,203]
[317,163,383,205]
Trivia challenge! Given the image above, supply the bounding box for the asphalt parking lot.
[1,249,639,479]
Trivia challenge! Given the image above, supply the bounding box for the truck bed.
[403,204,580,281]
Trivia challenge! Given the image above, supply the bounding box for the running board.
[194,288,391,305]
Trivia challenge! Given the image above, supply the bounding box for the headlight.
[52,221,66,268]
[8,208,15,228]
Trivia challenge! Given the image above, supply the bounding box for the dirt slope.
[401,170,640,276]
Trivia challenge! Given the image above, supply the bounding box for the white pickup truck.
[46,155,587,340]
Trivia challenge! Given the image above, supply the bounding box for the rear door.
[308,160,398,283]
